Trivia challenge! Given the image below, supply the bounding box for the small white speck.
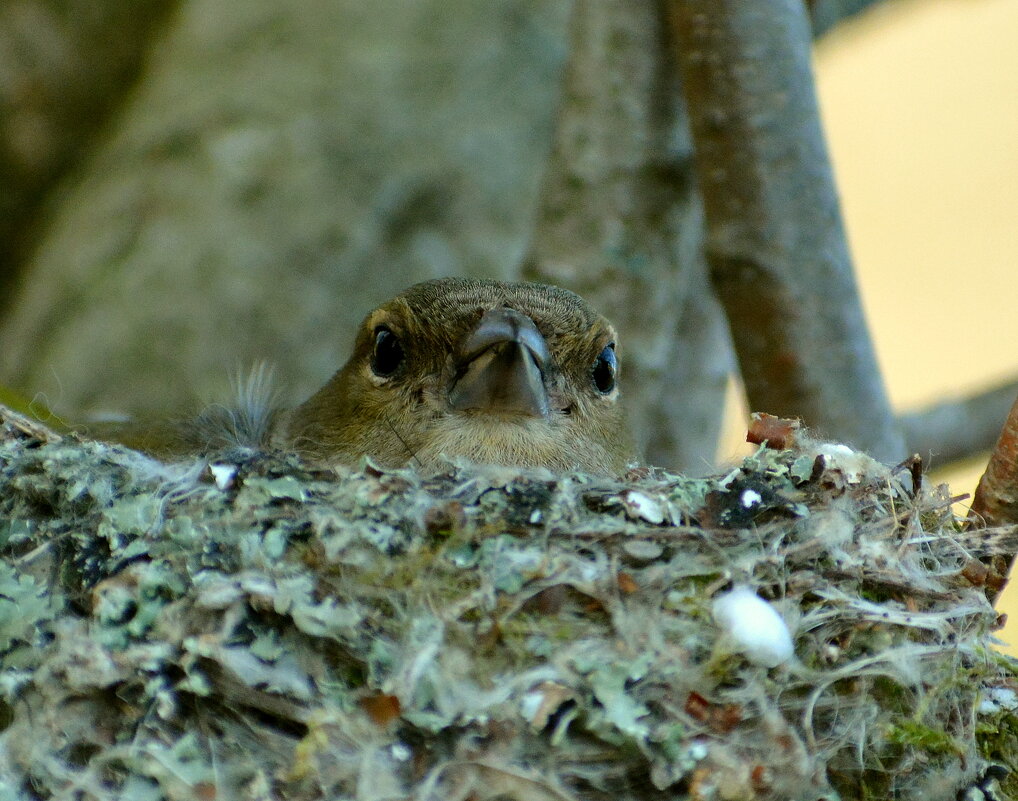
[529,509,543,524]
[209,463,237,491]
[520,690,544,722]
[991,687,1018,709]
[390,742,412,761]
[194,578,244,609]
[623,490,665,524]
[578,561,601,583]
[623,540,664,561]
[740,489,762,508]
[688,741,709,761]
[815,443,881,484]
[982,687,1018,714]
[712,586,794,668]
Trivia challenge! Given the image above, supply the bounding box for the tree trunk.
[0,0,176,306]
[671,0,904,461]
[523,0,731,472]
[0,0,569,418]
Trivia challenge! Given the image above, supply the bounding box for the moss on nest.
[1,405,1017,800]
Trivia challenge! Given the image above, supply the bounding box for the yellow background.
[718,0,1018,651]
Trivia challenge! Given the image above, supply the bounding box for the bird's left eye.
[592,344,617,394]
[371,326,404,377]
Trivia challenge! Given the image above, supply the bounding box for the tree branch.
[969,390,1018,601]
[0,0,176,310]
[899,379,1018,468]
[807,0,891,38]
[522,0,731,471]
[669,0,904,462]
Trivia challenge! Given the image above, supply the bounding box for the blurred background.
[842,0,1018,650]
[2,0,1017,643]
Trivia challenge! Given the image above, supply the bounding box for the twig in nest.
[0,401,62,444]
[890,453,924,499]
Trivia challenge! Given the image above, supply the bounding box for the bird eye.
[592,344,617,394]
[371,326,404,377]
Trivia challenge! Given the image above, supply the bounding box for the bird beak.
[448,307,551,418]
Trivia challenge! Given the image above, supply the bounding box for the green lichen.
[1,407,1016,800]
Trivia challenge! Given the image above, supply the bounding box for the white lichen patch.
[621,489,667,524]
[208,462,238,490]
[740,488,762,508]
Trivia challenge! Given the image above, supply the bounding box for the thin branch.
[899,378,1018,468]
[669,0,904,462]
[807,0,892,38]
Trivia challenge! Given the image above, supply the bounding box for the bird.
[280,277,635,475]
[87,278,636,476]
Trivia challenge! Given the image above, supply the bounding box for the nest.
[1,406,1017,801]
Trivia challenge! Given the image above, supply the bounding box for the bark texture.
[971,392,1018,598]
[0,0,569,418]
[523,0,732,471]
[671,0,904,462]
[0,0,176,303]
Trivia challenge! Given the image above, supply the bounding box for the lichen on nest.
[1,406,1017,801]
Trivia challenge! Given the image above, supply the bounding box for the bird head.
[285,277,635,475]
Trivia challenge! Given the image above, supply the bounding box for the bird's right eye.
[592,343,617,394]
[371,326,404,377]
